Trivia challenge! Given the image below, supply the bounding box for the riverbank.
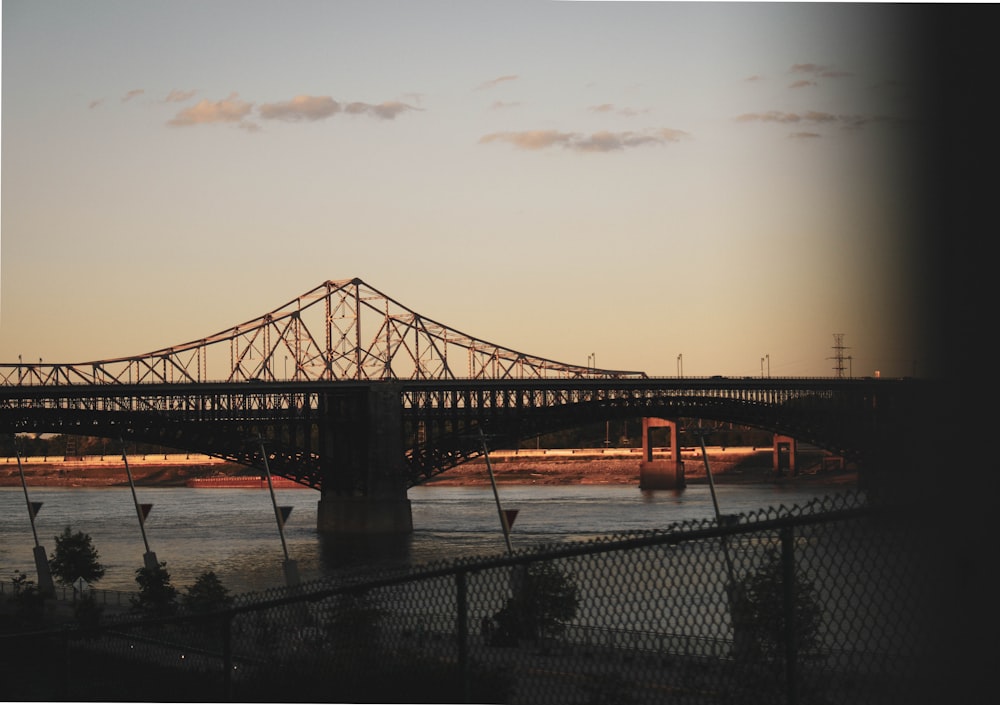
[1,447,857,489]
[424,446,856,487]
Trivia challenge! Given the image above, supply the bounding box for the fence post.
[456,571,470,703]
[780,526,799,705]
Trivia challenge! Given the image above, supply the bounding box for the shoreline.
[0,447,858,489]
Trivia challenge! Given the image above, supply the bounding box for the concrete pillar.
[773,434,797,476]
[317,383,413,534]
[317,495,414,534]
[639,417,685,490]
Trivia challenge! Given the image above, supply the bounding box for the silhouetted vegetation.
[3,572,45,630]
[487,562,579,646]
[48,527,106,588]
[181,571,233,614]
[131,561,178,617]
[732,547,823,661]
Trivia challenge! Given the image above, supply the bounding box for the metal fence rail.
[1,490,940,703]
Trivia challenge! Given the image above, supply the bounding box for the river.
[1,483,848,595]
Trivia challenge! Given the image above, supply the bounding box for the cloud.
[789,63,852,80]
[88,98,104,109]
[165,93,419,129]
[480,130,572,150]
[479,127,690,153]
[343,100,419,119]
[122,89,144,102]
[476,75,518,90]
[588,103,649,117]
[735,111,803,124]
[790,63,828,75]
[490,100,521,110]
[259,95,341,121]
[165,89,197,103]
[789,80,816,89]
[167,93,254,127]
[735,109,903,136]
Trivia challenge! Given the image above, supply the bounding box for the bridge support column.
[773,434,797,476]
[317,383,413,535]
[639,417,685,490]
[317,496,413,534]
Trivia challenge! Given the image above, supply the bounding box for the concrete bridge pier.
[773,434,797,476]
[316,384,413,535]
[639,417,685,490]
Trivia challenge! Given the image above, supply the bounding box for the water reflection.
[317,532,413,576]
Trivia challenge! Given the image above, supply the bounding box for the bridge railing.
[2,490,938,704]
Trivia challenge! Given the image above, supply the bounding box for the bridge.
[1,278,928,534]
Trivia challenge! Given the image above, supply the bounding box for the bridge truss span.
[1,278,645,387]
[0,277,929,508]
[398,377,904,485]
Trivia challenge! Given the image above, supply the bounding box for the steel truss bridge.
[1,278,926,501]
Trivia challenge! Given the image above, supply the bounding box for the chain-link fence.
[2,490,943,703]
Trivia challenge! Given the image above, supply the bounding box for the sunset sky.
[2,1,934,378]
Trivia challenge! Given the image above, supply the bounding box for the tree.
[5,572,45,629]
[48,527,105,588]
[731,546,823,661]
[131,561,178,617]
[182,571,233,614]
[489,562,579,645]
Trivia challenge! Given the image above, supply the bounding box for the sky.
[1,1,936,379]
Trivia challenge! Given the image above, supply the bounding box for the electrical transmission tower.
[829,333,849,378]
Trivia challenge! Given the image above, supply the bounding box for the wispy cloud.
[259,95,341,121]
[479,127,689,153]
[343,100,419,120]
[490,100,522,110]
[790,63,853,79]
[735,110,903,135]
[165,89,197,103]
[476,75,518,90]
[167,93,254,127]
[165,93,419,129]
[588,103,649,117]
[122,89,144,102]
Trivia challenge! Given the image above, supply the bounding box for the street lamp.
[677,354,683,378]
[766,354,770,378]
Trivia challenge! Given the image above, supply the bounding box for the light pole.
[257,437,299,587]
[766,354,770,378]
[121,439,158,572]
[677,354,683,378]
[14,442,55,596]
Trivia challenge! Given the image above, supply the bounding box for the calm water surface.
[1,483,845,594]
